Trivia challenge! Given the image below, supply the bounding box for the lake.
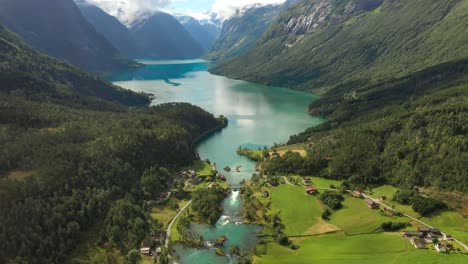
[107,59,325,263]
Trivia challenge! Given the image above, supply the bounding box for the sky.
[86,0,287,23]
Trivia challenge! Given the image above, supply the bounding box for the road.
[165,182,215,248]
[281,176,468,251]
[360,192,468,251]
[165,200,192,248]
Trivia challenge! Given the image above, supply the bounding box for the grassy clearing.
[254,232,468,264]
[191,160,213,176]
[6,170,34,181]
[329,197,405,235]
[369,185,420,218]
[270,185,322,235]
[171,214,182,242]
[150,200,189,228]
[309,177,341,188]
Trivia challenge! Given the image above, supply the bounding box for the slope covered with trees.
[0,24,224,263]
[262,59,468,192]
[211,0,468,95]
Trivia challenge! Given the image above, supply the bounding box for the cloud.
[85,0,173,25]
[210,0,287,20]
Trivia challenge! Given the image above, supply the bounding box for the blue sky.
[167,0,215,14]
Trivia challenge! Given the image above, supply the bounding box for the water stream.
[107,60,325,263]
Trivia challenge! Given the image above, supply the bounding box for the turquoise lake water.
[107,60,325,263]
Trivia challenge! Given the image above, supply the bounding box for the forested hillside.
[211,0,468,95]
[0,24,224,263]
[262,59,468,192]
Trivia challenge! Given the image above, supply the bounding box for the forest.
[262,59,468,192]
[0,24,224,263]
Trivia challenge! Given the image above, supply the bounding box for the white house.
[435,244,447,253]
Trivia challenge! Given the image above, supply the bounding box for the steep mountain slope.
[76,0,137,57]
[265,58,468,192]
[177,15,220,52]
[208,1,301,61]
[131,12,205,59]
[0,24,148,107]
[0,22,224,263]
[0,0,135,73]
[212,0,468,94]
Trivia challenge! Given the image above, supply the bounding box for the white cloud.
[83,0,287,25]
[85,0,173,26]
[211,0,287,20]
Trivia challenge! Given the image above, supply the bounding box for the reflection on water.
[107,60,326,264]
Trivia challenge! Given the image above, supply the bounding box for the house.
[383,207,398,216]
[403,231,422,238]
[219,175,227,181]
[140,246,151,255]
[306,186,317,195]
[410,237,426,249]
[303,177,311,184]
[365,199,379,209]
[429,229,442,236]
[418,227,430,233]
[155,247,162,256]
[443,234,453,240]
[435,243,447,253]
[351,192,364,199]
[378,196,387,201]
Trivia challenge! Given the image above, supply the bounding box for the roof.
[307,186,317,191]
[365,199,375,204]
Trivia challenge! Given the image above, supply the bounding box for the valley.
[0,0,466,263]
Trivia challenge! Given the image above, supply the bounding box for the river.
[107,59,325,263]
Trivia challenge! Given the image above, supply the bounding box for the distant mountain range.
[176,15,221,52]
[0,0,134,73]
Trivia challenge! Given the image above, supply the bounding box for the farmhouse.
[351,192,364,199]
[383,207,398,216]
[403,231,422,238]
[365,199,379,209]
[410,237,426,249]
[435,243,447,253]
[306,186,317,195]
[140,246,151,255]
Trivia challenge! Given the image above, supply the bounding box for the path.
[281,176,468,251]
[360,192,468,251]
[281,176,336,191]
[165,182,215,247]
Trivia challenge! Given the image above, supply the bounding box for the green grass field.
[270,184,322,235]
[309,177,341,188]
[329,197,405,235]
[191,160,213,176]
[254,233,468,264]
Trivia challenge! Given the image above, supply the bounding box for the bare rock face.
[264,0,384,41]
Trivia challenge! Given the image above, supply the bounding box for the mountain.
[176,15,220,52]
[207,4,285,61]
[211,0,468,95]
[130,12,205,59]
[0,0,135,73]
[0,22,224,263]
[76,0,137,57]
[274,58,468,192]
[0,24,148,107]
